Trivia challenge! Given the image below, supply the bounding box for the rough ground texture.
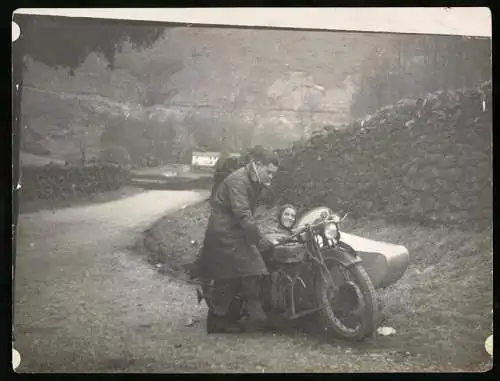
[14,190,491,373]
[137,201,493,372]
[14,190,207,372]
[274,81,492,228]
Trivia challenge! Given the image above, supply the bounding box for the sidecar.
[339,232,409,289]
[264,231,409,289]
[269,205,410,290]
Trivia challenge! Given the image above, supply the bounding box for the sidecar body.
[263,231,409,289]
[268,206,410,289]
[340,232,410,289]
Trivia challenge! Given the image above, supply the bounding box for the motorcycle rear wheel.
[315,263,379,341]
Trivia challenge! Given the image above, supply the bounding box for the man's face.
[254,162,278,187]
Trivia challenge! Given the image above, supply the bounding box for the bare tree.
[350,34,491,118]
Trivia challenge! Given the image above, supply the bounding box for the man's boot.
[239,275,270,332]
[206,311,242,334]
[245,299,267,321]
[206,279,243,334]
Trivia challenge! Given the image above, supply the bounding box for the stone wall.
[275,81,492,228]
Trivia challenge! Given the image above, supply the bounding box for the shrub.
[20,162,131,201]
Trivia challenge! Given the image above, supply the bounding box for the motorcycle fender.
[324,245,362,268]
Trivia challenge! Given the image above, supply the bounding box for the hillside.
[20,27,393,163]
[20,25,490,167]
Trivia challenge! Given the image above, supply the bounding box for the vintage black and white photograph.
[12,8,492,373]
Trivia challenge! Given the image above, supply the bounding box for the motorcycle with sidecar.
[197,205,409,341]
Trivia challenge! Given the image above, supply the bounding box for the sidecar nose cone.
[341,232,410,289]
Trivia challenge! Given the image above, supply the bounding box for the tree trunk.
[396,38,402,100]
[433,37,440,89]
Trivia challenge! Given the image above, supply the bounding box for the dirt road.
[14,190,208,372]
[14,190,457,373]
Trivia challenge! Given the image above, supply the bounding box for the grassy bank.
[134,202,493,371]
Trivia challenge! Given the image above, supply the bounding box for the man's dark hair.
[247,145,280,167]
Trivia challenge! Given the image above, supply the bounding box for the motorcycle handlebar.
[271,216,341,247]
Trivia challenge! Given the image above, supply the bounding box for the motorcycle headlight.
[315,235,325,248]
[324,223,338,240]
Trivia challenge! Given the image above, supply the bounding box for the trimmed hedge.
[20,162,132,201]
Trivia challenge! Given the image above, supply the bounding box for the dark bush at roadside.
[20,162,132,201]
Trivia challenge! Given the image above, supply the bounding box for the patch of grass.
[135,202,493,371]
[134,201,212,280]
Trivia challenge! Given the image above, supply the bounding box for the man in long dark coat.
[193,146,279,333]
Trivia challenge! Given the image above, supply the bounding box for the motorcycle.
[196,205,410,341]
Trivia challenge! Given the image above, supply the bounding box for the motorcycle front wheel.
[315,262,379,341]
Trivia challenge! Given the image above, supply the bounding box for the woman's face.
[280,207,297,229]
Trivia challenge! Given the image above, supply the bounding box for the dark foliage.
[20,163,132,201]
[274,81,492,228]
[14,14,166,73]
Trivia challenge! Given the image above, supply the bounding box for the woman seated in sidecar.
[260,204,297,246]
[262,204,333,249]
[259,204,310,266]
[262,204,410,292]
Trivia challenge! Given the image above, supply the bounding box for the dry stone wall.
[274,81,492,228]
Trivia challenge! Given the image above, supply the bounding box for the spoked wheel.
[315,262,379,341]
